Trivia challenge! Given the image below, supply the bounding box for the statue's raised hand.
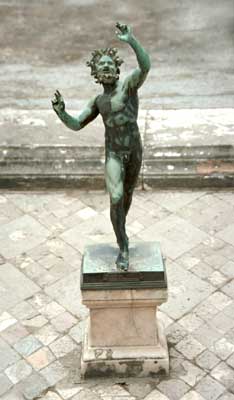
[51,90,65,114]
[115,22,132,43]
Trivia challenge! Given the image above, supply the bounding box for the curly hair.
[86,47,124,83]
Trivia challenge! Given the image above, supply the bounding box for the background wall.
[0,0,234,110]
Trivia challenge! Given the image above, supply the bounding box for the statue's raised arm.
[116,22,151,90]
[51,90,99,131]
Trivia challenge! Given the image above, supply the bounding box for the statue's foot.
[116,250,129,272]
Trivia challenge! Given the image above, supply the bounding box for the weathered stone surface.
[49,335,77,359]
[69,320,87,344]
[180,392,206,400]
[160,261,214,320]
[222,280,234,299]
[0,374,13,397]
[40,301,65,320]
[139,215,209,260]
[34,324,60,346]
[211,362,234,390]
[217,394,234,400]
[22,315,48,330]
[157,379,190,400]
[51,311,77,333]
[14,335,42,357]
[5,360,32,384]
[1,190,234,399]
[179,313,203,333]
[211,338,234,360]
[0,338,20,372]
[217,224,234,246]
[1,387,25,400]
[0,312,17,333]
[61,214,114,254]
[124,382,154,399]
[192,323,223,350]
[10,301,38,321]
[191,262,214,279]
[166,322,188,346]
[179,360,205,386]
[56,385,83,400]
[208,312,234,335]
[93,384,133,398]
[72,388,102,400]
[195,375,225,400]
[0,264,39,312]
[221,261,234,279]
[0,216,50,258]
[26,347,55,370]
[45,271,88,317]
[195,350,220,371]
[40,360,68,386]
[175,335,205,360]
[19,372,49,400]
[227,353,234,369]
[28,292,52,310]
[0,322,28,345]
[40,392,63,400]
[144,390,169,400]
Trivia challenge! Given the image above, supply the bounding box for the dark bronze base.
[81,242,167,290]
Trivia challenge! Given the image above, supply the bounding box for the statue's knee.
[110,191,123,205]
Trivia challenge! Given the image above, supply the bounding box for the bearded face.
[95,55,119,84]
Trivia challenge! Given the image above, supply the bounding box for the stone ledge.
[143,144,234,188]
[0,144,233,189]
[0,108,234,188]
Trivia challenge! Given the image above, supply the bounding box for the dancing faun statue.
[52,22,151,271]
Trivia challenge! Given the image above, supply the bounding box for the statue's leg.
[105,152,129,270]
[124,145,142,216]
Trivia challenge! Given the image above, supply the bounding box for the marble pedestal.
[80,242,169,378]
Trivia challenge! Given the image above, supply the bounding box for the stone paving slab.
[0,264,40,313]
[0,188,234,399]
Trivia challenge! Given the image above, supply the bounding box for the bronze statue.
[52,23,150,271]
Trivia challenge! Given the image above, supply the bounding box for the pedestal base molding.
[81,317,169,378]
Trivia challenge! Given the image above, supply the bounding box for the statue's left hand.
[51,90,65,115]
[115,22,132,43]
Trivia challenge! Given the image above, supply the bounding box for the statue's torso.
[96,80,141,151]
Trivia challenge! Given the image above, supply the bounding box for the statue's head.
[87,48,124,84]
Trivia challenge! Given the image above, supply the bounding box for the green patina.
[81,242,167,290]
[52,23,151,271]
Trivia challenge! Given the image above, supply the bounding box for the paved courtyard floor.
[0,189,234,400]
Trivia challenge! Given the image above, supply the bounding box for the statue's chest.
[97,91,126,116]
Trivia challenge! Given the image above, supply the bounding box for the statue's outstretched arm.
[116,22,151,90]
[52,90,99,131]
